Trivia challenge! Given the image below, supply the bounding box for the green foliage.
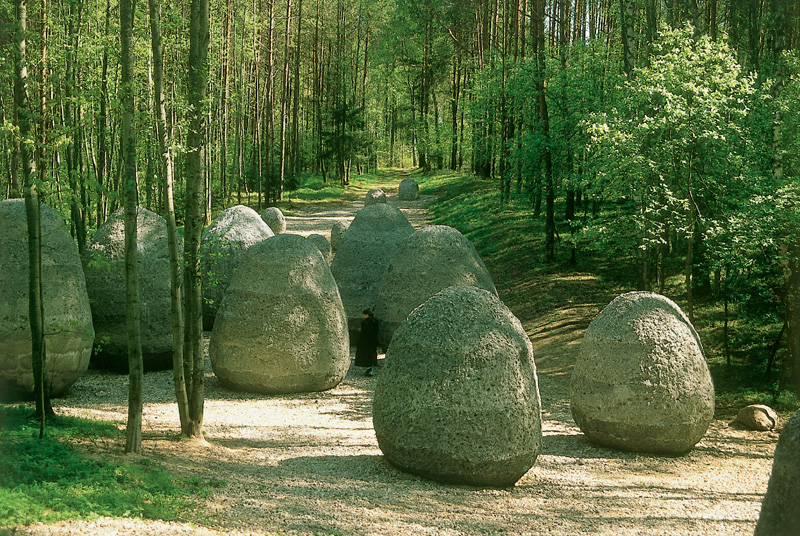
[0,406,211,529]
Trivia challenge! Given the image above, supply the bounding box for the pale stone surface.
[398,177,419,200]
[260,206,287,234]
[373,286,542,487]
[570,291,714,454]
[364,188,387,205]
[330,221,349,252]
[306,233,332,263]
[736,404,779,431]
[330,204,414,340]
[201,205,274,329]
[374,225,497,348]
[83,207,178,371]
[209,234,349,394]
[754,409,800,535]
[0,199,93,398]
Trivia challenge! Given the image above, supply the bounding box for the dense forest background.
[2,0,800,402]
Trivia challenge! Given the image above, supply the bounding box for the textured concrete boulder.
[754,409,800,535]
[0,200,94,398]
[84,208,179,371]
[260,206,286,234]
[364,188,387,205]
[736,404,779,431]
[570,292,714,454]
[306,233,332,263]
[373,286,542,487]
[209,234,349,394]
[330,220,350,252]
[330,204,414,339]
[398,177,419,200]
[202,205,274,329]
[374,225,497,348]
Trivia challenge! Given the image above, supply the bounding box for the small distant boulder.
[84,207,179,371]
[736,404,779,431]
[330,204,414,340]
[202,205,274,329]
[374,225,497,348]
[0,200,94,399]
[754,409,800,535]
[330,220,350,252]
[373,286,542,487]
[260,206,286,234]
[570,291,714,454]
[209,234,349,394]
[365,188,387,206]
[306,233,332,263]
[398,177,419,201]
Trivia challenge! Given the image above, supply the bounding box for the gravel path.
[15,179,779,536]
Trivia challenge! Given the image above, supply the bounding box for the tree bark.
[15,0,53,433]
[120,0,143,454]
[184,0,210,439]
[148,0,188,431]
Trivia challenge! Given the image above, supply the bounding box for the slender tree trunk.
[148,0,188,430]
[15,0,53,432]
[120,0,143,455]
[533,0,555,261]
[184,0,209,440]
[278,0,293,199]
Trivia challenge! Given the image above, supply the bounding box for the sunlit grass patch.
[0,405,216,529]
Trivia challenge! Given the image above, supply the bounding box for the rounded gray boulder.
[84,207,180,372]
[754,409,800,535]
[202,205,274,329]
[209,234,349,394]
[373,286,542,487]
[398,177,419,201]
[306,233,332,263]
[0,199,94,398]
[330,204,414,340]
[364,188,387,206]
[330,220,350,252]
[260,206,286,234]
[570,291,714,454]
[374,225,497,348]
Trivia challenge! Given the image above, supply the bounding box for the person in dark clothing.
[355,309,379,376]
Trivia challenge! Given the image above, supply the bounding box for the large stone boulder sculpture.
[202,205,274,329]
[330,220,350,252]
[364,188,387,206]
[260,206,286,235]
[83,207,178,371]
[0,199,94,398]
[373,286,542,487]
[398,177,419,201]
[306,233,332,264]
[374,225,497,348]
[570,291,714,454]
[209,234,349,394]
[329,204,414,340]
[754,409,800,535]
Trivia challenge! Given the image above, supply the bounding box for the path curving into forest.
[19,172,779,536]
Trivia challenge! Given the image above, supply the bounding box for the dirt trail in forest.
[20,171,780,536]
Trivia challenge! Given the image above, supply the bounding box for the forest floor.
[16,171,780,536]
